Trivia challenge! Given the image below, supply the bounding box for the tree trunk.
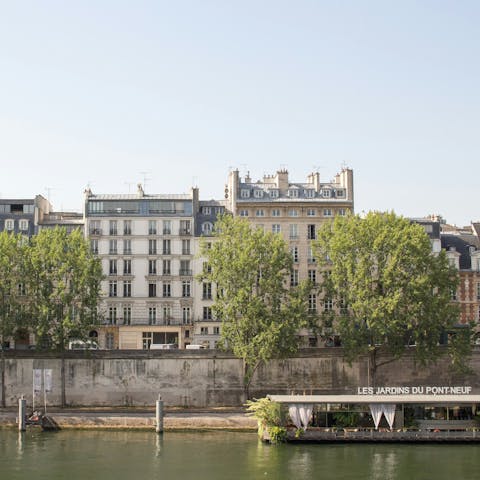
[1,349,5,408]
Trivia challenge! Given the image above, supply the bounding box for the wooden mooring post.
[156,395,164,434]
[18,395,26,432]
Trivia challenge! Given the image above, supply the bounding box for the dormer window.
[240,189,250,198]
[336,189,345,198]
[269,189,279,198]
[202,206,211,215]
[305,189,315,198]
[321,189,331,198]
[253,190,264,198]
[202,222,213,235]
[288,189,299,198]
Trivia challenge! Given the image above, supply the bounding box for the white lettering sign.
[357,386,472,395]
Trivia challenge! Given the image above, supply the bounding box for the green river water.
[1,430,479,480]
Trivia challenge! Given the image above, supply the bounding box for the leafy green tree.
[0,232,29,406]
[199,215,313,398]
[313,211,465,384]
[28,228,104,350]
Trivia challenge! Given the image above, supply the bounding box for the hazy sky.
[1,1,478,226]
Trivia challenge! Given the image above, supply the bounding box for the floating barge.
[267,394,480,443]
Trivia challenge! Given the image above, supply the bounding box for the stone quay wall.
[1,348,479,407]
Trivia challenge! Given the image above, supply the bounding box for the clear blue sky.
[1,1,478,226]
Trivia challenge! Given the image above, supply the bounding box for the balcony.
[179,228,191,236]
[179,269,193,276]
[89,228,102,235]
[163,229,171,235]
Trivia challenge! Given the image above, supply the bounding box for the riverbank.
[0,407,257,431]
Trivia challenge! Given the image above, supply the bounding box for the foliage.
[245,397,285,431]
[313,211,467,380]
[333,411,359,428]
[267,426,287,444]
[294,427,305,438]
[0,232,29,346]
[28,228,104,350]
[200,215,313,396]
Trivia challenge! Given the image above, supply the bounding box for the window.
[182,239,191,255]
[288,189,299,198]
[142,332,153,350]
[123,220,132,235]
[182,307,191,324]
[182,281,191,297]
[109,220,118,235]
[271,209,281,217]
[106,332,115,349]
[269,189,279,198]
[308,269,316,284]
[290,270,298,287]
[203,282,212,300]
[338,209,346,216]
[123,306,131,325]
[123,281,131,297]
[308,246,316,263]
[148,283,157,297]
[240,189,250,198]
[163,220,171,235]
[288,209,298,217]
[307,208,316,216]
[201,327,208,335]
[291,246,299,263]
[255,209,265,217]
[163,282,171,298]
[336,189,345,198]
[5,219,14,231]
[323,298,333,312]
[180,260,191,275]
[272,224,281,234]
[239,210,249,217]
[289,224,298,239]
[148,259,157,275]
[17,283,26,296]
[162,306,172,324]
[202,206,211,215]
[308,294,317,313]
[109,259,117,275]
[180,220,191,235]
[108,306,117,325]
[477,283,480,301]
[90,239,98,254]
[305,189,315,198]
[322,189,331,198]
[148,239,157,255]
[89,220,101,235]
[253,189,263,198]
[202,222,213,235]
[19,219,29,231]
[148,220,157,235]
[148,307,157,325]
[203,307,212,320]
[109,281,117,297]
[123,259,131,275]
[307,224,316,240]
[123,239,131,255]
[213,326,220,335]
[163,239,171,255]
[109,239,117,255]
[323,208,332,217]
[163,259,171,275]
[203,262,212,274]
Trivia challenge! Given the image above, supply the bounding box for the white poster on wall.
[33,369,42,393]
[44,369,53,392]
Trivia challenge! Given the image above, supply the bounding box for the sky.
[0,1,478,226]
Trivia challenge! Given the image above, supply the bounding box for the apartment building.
[84,184,198,349]
[225,168,354,345]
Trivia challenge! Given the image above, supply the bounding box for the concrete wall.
[1,348,479,407]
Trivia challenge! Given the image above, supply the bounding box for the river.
[1,430,479,480]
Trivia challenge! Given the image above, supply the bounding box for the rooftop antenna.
[124,182,135,193]
[139,171,151,192]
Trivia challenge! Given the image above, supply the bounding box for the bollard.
[156,395,164,434]
[18,395,26,432]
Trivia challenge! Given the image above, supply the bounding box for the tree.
[199,215,313,398]
[28,228,104,350]
[313,211,466,385]
[0,232,29,407]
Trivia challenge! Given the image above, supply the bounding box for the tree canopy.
[28,228,104,350]
[313,211,467,382]
[199,215,313,396]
